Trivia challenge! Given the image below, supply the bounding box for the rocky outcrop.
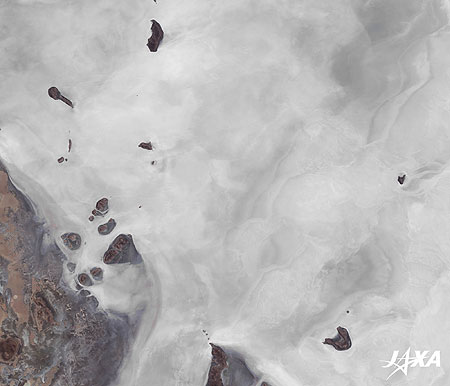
[96,198,109,213]
[206,344,228,386]
[323,326,352,351]
[61,232,82,250]
[103,234,142,265]
[90,267,103,281]
[48,86,73,108]
[98,218,116,236]
[206,344,258,386]
[138,142,153,150]
[147,20,164,52]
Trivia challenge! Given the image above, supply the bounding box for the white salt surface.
[2,0,450,385]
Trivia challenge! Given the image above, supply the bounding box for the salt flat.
[1,0,450,385]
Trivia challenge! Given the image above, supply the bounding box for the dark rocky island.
[98,218,117,235]
[61,232,82,250]
[96,197,109,213]
[147,20,164,52]
[103,234,142,265]
[78,273,93,287]
[206,344,228,386]
[205,344,259,386]
[48,86,73,108]
[323,326,352,351]
[90,267,104,281]
[138,141,153,150]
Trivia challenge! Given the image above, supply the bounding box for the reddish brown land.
[0,164,130,385]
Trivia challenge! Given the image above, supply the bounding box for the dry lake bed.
[1,0,450,385]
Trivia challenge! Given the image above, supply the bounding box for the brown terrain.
[205,344,262,386]
[0,163,130,385]
[206,344,228,386]
[103,234,142,265]
[147,20,164,52]
[98,219,116,236]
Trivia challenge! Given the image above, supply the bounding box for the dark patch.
[138,141,153,150]
[79,289,90,297]
[47,86,60,100]
[206,344,228,386]
[103,234,142,265]
[88,215,95,222]
[86,295,99,309]
[103,248,120,265]
[398,174,406,185]
[57,157,65,164]
[78,273,93,287]
[98,218,116,236]
[61,232,82,251]
[96,198,109,213]
[221,349,257,386]
[48,86,73,108]
[67,262,76,272]
[68,139,72,152]
[0,336,21,363]
[147,20,164,52]
[92,209,104,217]
[0,256,9,288]
[151,160,157,165]
[90,267,103,281]
[323,326,352,351]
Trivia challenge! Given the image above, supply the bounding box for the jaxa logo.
[380,348,440,380]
